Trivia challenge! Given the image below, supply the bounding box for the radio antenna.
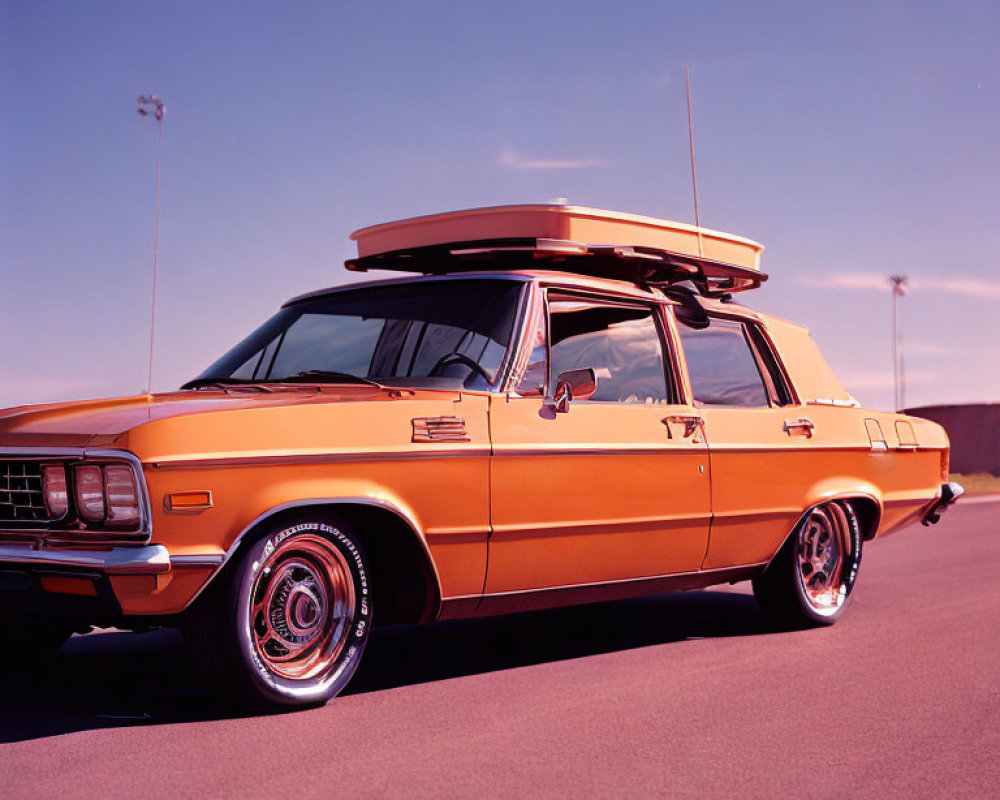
[137,93,164,396]
[684,66,705,257]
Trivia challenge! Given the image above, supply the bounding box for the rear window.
[678,317,770,407]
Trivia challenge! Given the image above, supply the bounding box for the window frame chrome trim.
[673,310,789,410]
[512,285,681,406]
[491,280,532,393]
[502,279,546,397]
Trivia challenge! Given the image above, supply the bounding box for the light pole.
[889,274,908,411]
[137,94,164,395]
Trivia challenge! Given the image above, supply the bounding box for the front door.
[486,290,712,596]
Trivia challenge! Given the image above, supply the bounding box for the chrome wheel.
[753,500,863,628]
[795,503,855,616]
[248,532,356,681]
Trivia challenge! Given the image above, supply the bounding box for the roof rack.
[344,237,768,297]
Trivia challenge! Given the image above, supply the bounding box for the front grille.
[0,461,50,523]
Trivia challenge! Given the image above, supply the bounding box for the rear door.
[486,288,712,595]
[674,312,810,569]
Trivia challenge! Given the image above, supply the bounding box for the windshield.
[190,279,524,391]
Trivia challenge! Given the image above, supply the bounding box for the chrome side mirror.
[549,368,598,413]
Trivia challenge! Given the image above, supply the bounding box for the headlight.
[75,465,106,522]
[41,465,69,518]
[60,463,142,528]
[104,464,141,526]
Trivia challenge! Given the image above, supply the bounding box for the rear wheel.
[183,514,371,711]
[753,501,863,629]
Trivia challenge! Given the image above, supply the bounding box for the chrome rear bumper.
[921,482,965,526]
[0,543,171,574]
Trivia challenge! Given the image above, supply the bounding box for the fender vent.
[411,416,470,443]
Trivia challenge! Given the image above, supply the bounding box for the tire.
[752,500,863,629]
[183,513,371,712]
[0,619,72,670]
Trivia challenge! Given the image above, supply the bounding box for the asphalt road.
[1,500,998,799]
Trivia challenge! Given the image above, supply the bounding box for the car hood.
[0,386,401,449]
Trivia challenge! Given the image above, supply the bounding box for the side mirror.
[665,283,710,330]
[549,368,598,413]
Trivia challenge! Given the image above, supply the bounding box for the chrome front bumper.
[921,481,965,526]
[0,543,171,574]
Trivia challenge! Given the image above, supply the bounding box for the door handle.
[664,415,704,438]
[783,417,815,437]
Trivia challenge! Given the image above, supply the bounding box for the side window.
[747,325,795,406]
[678,317,770,407]
[544,296,673,405]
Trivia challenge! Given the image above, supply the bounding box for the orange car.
[0,205,962,710]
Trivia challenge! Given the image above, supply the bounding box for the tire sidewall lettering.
[240,520,370,701]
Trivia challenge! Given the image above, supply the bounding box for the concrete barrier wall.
[906,403,1000,476]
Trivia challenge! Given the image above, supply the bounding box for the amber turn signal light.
[164,490,213,513]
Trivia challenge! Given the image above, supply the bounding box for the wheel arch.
[192,497,442,625]
[764,490,883,571]
[803,478,884,541]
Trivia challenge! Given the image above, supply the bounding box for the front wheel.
[752,501,863,629]
[183,515,371,711]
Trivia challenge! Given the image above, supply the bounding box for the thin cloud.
[799,272,1000,298]
[927,277,1000,298]
[499,147,609,170]
[800,274,889,292]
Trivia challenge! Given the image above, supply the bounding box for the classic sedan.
[0,204,961,710]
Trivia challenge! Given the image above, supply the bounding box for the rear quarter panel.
[701,313,948,570]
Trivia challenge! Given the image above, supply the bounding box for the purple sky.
[2,1,997,411]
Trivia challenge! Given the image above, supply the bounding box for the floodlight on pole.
[137,94,164,395]
[889,274,908,411]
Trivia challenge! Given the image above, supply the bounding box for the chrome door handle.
[783,417,815,437]
[664,415,704,438]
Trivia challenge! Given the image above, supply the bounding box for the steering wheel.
[428,352,492,382]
